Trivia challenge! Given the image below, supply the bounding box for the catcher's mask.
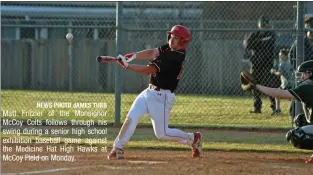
[258,16,270,28]
[297,60,313,79]
[167,25,191,49]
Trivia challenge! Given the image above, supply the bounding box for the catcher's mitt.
[240,71,257,91]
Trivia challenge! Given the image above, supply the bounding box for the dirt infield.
[2,144,313,175]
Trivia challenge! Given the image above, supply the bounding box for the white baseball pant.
[113,87,195,149]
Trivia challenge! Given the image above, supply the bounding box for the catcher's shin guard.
[286,126,313,150]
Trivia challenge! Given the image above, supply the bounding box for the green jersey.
[288,79,313,123]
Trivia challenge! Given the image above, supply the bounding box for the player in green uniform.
[240,60,313,163]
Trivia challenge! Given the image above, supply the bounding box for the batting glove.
[117,55,129,69]
[124,52,136,62]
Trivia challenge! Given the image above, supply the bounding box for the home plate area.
[2,149,312,175]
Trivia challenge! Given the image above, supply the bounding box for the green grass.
[1,128,310,154]
[2,90,293,128]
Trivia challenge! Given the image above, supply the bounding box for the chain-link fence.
[1,2,310,128]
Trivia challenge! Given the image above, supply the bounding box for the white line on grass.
[2,165,145,175]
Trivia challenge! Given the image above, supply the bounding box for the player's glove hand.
[240,71,257,91]
[117,54,129,69]
[124,52,136,63]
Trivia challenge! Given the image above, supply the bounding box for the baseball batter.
[107,25,202,160]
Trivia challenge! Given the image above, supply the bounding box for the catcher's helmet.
[297,60,313,73]
[167,25,191,48]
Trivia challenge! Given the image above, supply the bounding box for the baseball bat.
[96,56,119,63]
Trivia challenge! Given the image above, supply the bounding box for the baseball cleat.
[305,156,313,164]
[107,148,124,160]
[191,132,202,158]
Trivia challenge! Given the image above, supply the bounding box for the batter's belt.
[148,84,174,93]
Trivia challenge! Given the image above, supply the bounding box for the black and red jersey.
[149,44,185,91]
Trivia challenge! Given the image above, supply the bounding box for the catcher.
[240,60,313,163]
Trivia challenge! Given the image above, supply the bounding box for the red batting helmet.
[167,25,191,48]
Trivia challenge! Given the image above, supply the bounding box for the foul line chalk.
[2,165,145,175]
[102,165,145,170]
[128,160,167,164]
[2,166,87,175]
[263,163,291,169]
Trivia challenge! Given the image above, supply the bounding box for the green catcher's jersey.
[288,79,313,123]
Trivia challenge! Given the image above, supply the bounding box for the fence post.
[115,2,123,126]
[295,1,305,120]
[68,21,73,92]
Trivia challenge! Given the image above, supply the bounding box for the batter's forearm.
[135,49,159,60]
[127,64,157,74]
[255,85,295,99]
